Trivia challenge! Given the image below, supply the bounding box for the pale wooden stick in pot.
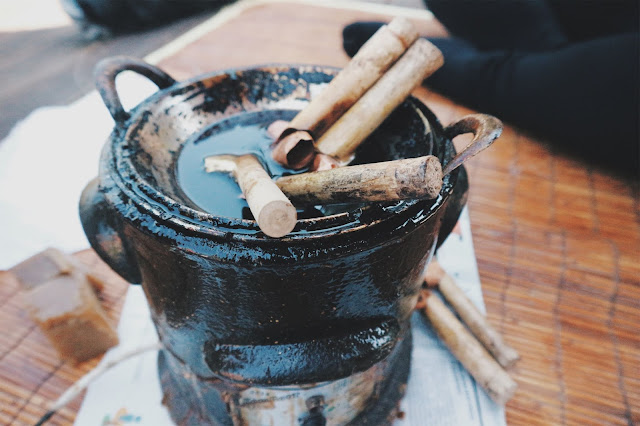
[204,154,297,238]
[424,260,520,368]
[272,17,420,169]
[417,290,518,405]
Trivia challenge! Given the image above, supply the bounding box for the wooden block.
[9,247,105,293]
[9,248,74,290]
[69,258,106,293]
[22,273,118,363]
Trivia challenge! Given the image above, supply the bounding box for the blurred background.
[0,0,218,141]
[0,0,424,141]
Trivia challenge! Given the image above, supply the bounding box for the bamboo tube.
[204,154,297,238]
[290,17,418,136]
[272,17,420,169]
[275,155,442,205]
[425,260,520,368]
[271,130,315,170]
[419,290,518,405]
[316,38,444,162]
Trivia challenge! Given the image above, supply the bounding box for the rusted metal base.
[159,331,412,426]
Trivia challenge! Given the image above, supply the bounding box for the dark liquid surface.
[177,110,351,220]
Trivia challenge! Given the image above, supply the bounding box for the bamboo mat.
[1,1,638,425]
[0,252,129,425]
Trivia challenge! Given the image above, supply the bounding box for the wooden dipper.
[275,155,443,205]
[272,17,420,169]
[417,290,518,405]
[204,154,297,238]
[424,260,520,368]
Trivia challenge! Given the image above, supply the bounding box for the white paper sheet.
[396,211,505,426]
[1,78,505,426]
[0,72,158,269]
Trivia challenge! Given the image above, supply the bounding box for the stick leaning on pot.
[424,259,520,368]
[416,290,518,405]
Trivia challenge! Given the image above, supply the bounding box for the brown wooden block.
[9,248,74,290]
[21,273,118,363]
[9,247,109,296]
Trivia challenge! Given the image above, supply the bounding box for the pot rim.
[104,64,459,242]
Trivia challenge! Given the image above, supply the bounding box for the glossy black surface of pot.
[159,328,413,425]
[80,62,468,424]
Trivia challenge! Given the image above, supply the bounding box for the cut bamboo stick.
[425,260,520,368]
[289,17,419,137]
[272,17,420,169]
[316,38,444,162]
[275,155,442,205]
[419,290,518,405]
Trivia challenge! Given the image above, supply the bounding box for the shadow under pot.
[80,57,474,425]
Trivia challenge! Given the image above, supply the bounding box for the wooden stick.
[418,290,517,405]
[204,154,297,238]
[290,17,418,137]
[424,260,520,368]
[316,38,444,162]
[275,155,443,205]
[272,17,419,169]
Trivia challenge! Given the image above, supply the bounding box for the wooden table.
[2,1,638,425]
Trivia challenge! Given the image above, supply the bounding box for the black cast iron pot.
[79,57,481,425]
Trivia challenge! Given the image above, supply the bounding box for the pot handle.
[79,177,142,284]
[94,56,176,124]
[442,114,503,176]
[436,114,502,249]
